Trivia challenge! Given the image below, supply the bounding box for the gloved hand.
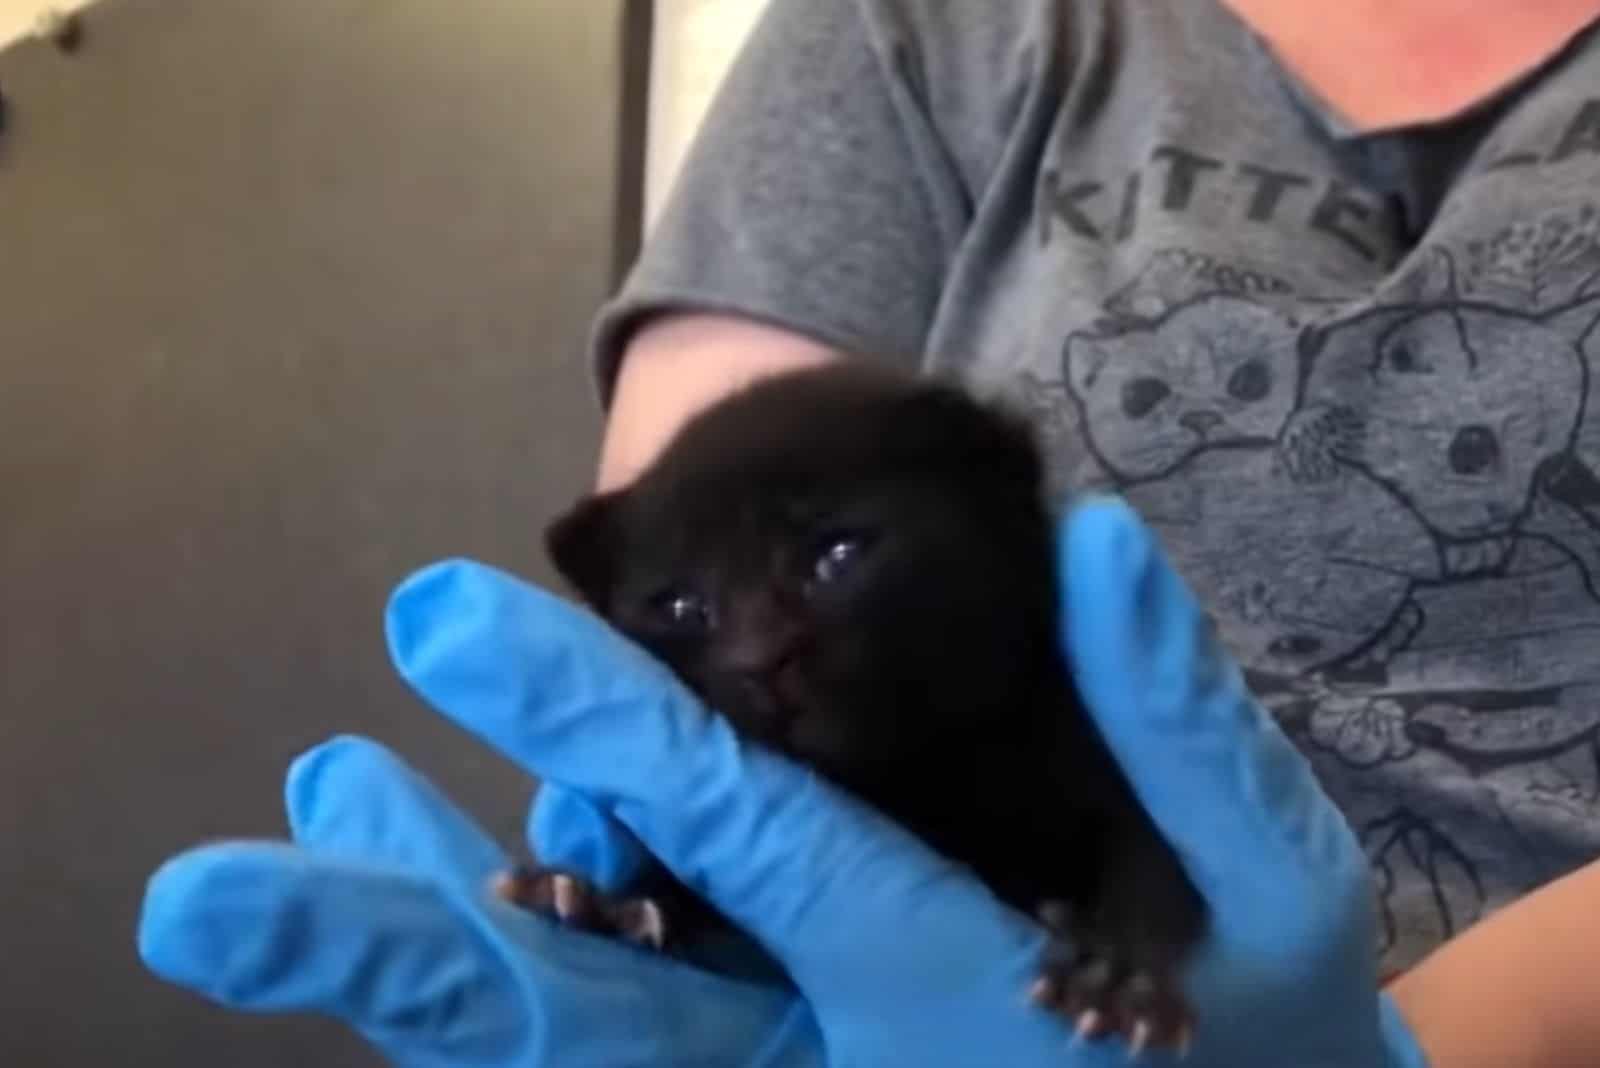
[138,499,1430,1067]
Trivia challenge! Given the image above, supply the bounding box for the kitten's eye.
[650,590,713,633]
[1121,376,1171,419]
[812,534,869,586]
[1226,359,1272,402]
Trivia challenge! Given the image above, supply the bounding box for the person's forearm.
[1390,855,1600,1068]
[596,314,841,490]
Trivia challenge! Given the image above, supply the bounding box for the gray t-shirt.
[592,0,1600,973]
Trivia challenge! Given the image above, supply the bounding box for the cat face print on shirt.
[1282,296,1600,549]
[1063,295,1301,484]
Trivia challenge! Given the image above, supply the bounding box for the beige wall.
[0,1,627,1058]
[0,0,765,231]
[647,0,767,231]
[0,0,88,48]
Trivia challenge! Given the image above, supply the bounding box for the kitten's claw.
[550,873,583,922]
[1032,937,1191,1053]
[488,870,518,902]
[1174,1025,1193,1060]
[488,865,671,951]
[1127,1018,1151,1060]
[618,897,668,950]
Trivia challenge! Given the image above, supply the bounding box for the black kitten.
[503,362,1206,1052]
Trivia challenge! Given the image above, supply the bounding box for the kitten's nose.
[1180,410,1223,435]
[720,634,802,677]
[718,594,807,676]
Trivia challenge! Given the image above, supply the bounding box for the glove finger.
[285,735,509,896]
[1059,499,1368,930]
[138,841,816,1068]
[527,782,654,894]
[384,560,1041,988]
[138,841,527,1056]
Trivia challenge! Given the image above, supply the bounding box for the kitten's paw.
[489,865,669,951]
[1028,905,1192,1058]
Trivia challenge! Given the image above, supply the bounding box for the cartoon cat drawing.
[1070,244,1600,974]
[1064,295,1300,484]
[1281,296,1600,573]
[1124,447,1436,677]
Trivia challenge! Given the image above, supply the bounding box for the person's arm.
[1389,854,1600,1068]
[581,0,986,490]
[595,314,841,490]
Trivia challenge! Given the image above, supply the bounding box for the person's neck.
[1219,0,1600,131]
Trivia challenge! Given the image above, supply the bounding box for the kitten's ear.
[543,491,625,606]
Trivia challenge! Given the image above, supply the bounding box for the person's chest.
[1217,0,1600,134]
[928,1,1600,515]
[913,0,1600,973]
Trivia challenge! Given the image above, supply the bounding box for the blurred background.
[0,0,764,1061]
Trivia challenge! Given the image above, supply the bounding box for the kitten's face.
[579,482,985,777]
[545,366,1055,790]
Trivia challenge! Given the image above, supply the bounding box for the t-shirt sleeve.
[588,0,974,403]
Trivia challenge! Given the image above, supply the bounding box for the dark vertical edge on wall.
[611,0,653,288]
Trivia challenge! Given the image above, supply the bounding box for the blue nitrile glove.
[138,499,1430,1067]
[138,737,812,1066]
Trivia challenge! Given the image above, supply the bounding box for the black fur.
[538,361,1206,1048]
